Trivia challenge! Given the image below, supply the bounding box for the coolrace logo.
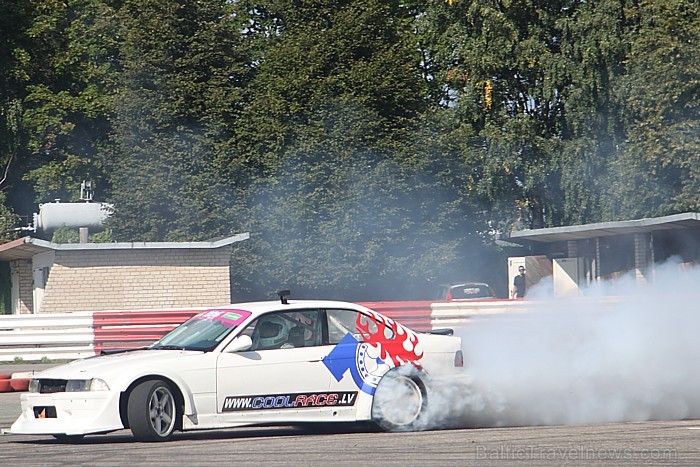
[222,391,357,412]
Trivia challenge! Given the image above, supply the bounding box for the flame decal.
[355,310,423,368]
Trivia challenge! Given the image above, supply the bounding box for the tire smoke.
[423,260,700,429]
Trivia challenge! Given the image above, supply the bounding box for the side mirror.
[226,334,253,353]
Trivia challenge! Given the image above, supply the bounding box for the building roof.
[507,212,700,245]
[0,233,250,262]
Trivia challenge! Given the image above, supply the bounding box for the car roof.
[206,300,369,318]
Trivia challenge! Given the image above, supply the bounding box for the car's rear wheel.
[127,380,178,442]
[371,368,428,431]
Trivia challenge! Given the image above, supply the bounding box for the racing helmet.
[255,315,292,349]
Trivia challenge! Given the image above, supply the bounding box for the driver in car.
[252,315,304,350]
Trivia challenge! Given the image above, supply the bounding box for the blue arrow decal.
[323,333,377,395]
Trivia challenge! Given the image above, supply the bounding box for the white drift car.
[11,294,463,441]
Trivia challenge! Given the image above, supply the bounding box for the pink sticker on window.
[194,309,251,328]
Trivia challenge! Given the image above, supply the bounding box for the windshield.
[151,309,252,352]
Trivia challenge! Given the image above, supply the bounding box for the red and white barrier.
[0,372,32,392]
[358,301,433,331]
[0,312,95,363]
[0,374,10,392]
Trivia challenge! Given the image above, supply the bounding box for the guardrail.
[0,299,537,363]
[431,299,527,326]
[358,301,433,331]
[0,312,95,362]
[430,296,625,327]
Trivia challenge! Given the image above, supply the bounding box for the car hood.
[35,350,205,381]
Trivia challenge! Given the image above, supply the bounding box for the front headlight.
[88,378,110,391]
[28,379,40,393]
[66,378,111,392]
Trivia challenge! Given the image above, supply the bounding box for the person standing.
[512,266,526,298]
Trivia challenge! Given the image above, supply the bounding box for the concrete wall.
[38,248,232,313]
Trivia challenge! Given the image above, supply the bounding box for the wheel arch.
[119,375,187,430]
[386,363,430,396]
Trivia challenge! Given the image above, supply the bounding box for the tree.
[105,0,252,241]
[229,0,460,299]
[423,0,628,230]
[0,0,32,234]
[17,0,120,207]
[604,0,700,218]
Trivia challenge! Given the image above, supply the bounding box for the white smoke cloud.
[424,259,700,429]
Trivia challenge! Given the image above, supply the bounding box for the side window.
[326,309,393,345]
[244,310,322,351]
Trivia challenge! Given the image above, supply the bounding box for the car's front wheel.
[371,368,428,431]
[127,380,178,442]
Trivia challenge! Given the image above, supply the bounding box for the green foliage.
[0,191,20,242]
[604,0,700,218]
[50,225,80,243]
[50,225,112,243]
[228,0,452,298]
[0,262,11,314]
[425,0,630,228]
[105,0,248,241]
[18,0,120,204]
[0,1,33,221]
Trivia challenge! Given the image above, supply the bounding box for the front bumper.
[10,391,124,436]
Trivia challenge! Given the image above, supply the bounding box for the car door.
[321,309,394,394]
[216,309,337,424]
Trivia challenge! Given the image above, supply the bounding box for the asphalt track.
[1,386,698,466]
[2,364,699,465]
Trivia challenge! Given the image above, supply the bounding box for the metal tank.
[33,201,113,232]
